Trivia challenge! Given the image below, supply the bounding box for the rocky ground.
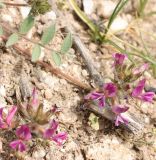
[0,0,156,160]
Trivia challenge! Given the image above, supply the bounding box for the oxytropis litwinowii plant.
[0,88,67,152]
[85,53,155,126]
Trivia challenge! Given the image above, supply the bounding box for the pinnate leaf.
[52,52,61,66]
[31,44,41,62]
[19,15,34,34]
[41,24,56,45]
[6,33,19,47]
[61,33,72,54]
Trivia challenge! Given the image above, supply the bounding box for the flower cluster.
[0,89,67,152]
[85,53,155,126]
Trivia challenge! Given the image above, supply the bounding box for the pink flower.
[103,83,117,97]
[9,140,26,152]
[113,53,126,66]
[85,83,117,108]
[44,120,67,145]
[112,105,129,126]
[132,79,154,102]
[31,87,39,106]
[9,125,32,152]
[133,63,149,75]
[0,106,17,129]
[85,92,105,108]
[16,125,32,141]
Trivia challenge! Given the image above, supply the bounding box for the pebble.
[20,7,31,19]
[83,0,94,15]
[109,16,128,33]
[81,69,88,77]
[32,147,46,159]
[40,11,56,23]
[44,89,52,99]
[0,85,6,97]
[97,0,116,18]
[1,14,13,23]
[89,43,97,52]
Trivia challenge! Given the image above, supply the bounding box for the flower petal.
[113,53,126,66]
[31,87,39,106]
[52,132,67,145]
[132,79,146,97]
[84,92,104,100]
[140,92,155,102]
[103,83,117,97]
[133,63,149,75]
[112,105,129,114]
[115,115,129,126]
[98,96,105,108]
[9,140,26,152]
[16,125,32,141]
[6,106,17,126]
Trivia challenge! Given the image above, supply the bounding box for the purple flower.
[113,53,126,66]
[9,140,26,152]
[0,106,17,129]
[52,132,68,146]
[112,105,129,126]
[140,92,154,102]
[6,106,17,127]
[85,92,105,108]
[103,83,117,97]
[44,119,67,145]
[16,125,32,141]
[132,79,154,102]
[133,63,149,75]
[10,125,32,152]
[85,83,117,108]
[44,120,58,139]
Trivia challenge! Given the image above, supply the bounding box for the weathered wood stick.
[65,25,144,133]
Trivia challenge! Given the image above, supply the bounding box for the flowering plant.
[0,88,67,152]
[85,53,155,126]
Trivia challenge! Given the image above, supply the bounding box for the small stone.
[144,117,150,124]
[81,69,88,77]
[89,43,97,52]
[2,14,13,23]
[97,1,116,18]
[40,11,56,23]
[44,89,52,99]
[83,0,94,15]
[108,16,128,33]
[20,7,31,19]
[0,85,6,97]
[32,147,46,159]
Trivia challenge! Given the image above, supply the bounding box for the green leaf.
[0,2,5,8]
[6,33,19,47]
[41,24,56,45]
[88,113,99,130]
[31,44,41,62]
[61,33,72,54]
[19,15,34,34]
[52,52,61,66]
[0,26,3,36]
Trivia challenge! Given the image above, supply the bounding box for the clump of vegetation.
[85,53,154,126]
[0,88,67,152]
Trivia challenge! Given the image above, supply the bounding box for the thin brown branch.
[1,34,91,91]
[1,2,29,7]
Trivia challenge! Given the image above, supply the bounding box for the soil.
[0,0,156,160]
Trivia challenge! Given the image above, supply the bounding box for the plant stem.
[1,2,29,7]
